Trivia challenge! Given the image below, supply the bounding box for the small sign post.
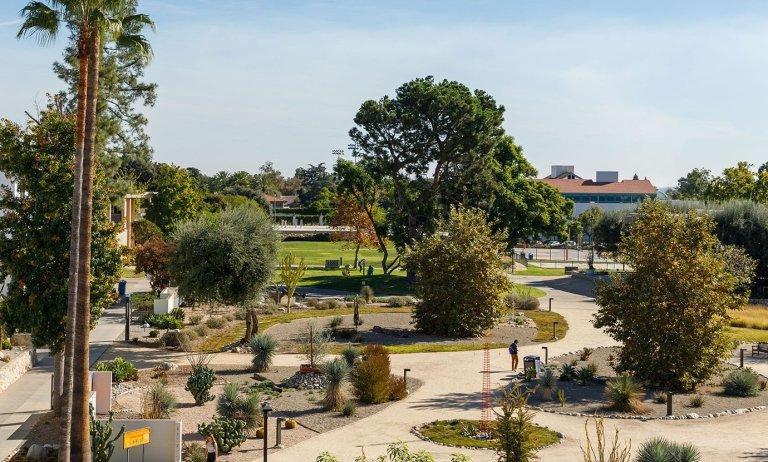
[124,427,150,462]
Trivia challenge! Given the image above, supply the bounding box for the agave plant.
[250,333,279,373]
[605,374,644,414]
[636,438,701,462]
[538,367,557,400]
[559,363,576,381]
[322,358,349,411]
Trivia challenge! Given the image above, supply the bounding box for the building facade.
[539,165,657,216]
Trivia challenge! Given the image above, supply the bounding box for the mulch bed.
[522,346,768,418]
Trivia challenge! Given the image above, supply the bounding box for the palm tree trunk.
[59,37,89,462]
[70,29,100,462]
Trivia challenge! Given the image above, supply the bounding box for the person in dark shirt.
[509,339,519,371]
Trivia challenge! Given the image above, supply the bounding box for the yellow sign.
[123,427,151,449]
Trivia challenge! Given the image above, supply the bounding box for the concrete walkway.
[269,275,768,462]
[0,297,134,460]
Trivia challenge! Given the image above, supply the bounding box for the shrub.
[575,366,596,385]
[351,345,392,404]
[505,292,540,310]
[495,385,539,462]
[360,285,374,303]
[688,395,704,408]
[538,367,557,400]
[142,381,177,418]
[132,219,163,246]
[407,208,511,337]
[248,333,278,373]
[388,375,408,401]
[224,313,236,322]
[170,306,185,321]
[198,415,246,454]
[342,400,357,416]
[148,329,159,338]
[205,316,227,329]
[328,299,346,309]
[316,453,341,462]
[194,325,209,337]
[724,368,760,397]
[558,363,576,381]
[341,344,361,367]
[322,358,349,411]
[234,310,246,321]
[186,365,216,405]
[605,374,644,414]
[95,357,138,383]
[580,348,593,361]
[557,389,567,407]
[183,329,198,341]
[217,383,262,429]
[636,438,701,462]
[761,380,767,391]
[141,313,185,330]
[181,443,207,462]
[328,316,344,328]
[298,322,331,368]
[161,330,189,349]
[580,417,631,462]
[653,392,667,404]
[387,296,412,307]
[135,237,173,293]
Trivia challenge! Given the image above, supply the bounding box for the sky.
[2,1,768,187]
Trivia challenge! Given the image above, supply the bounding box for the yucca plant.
[723,368,759,397]
[322,358,349,411]
[636,438,701,462]
[559,363,576,381]
[538,367,557,400]
[575,366,596,385]
[341,344,361,367]
[605,374,644,414]
[250,333,279,373]
[217,383,262,430]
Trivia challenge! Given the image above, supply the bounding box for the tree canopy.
[0,110,121,353]
[145,163,203,234]
[406,208,510,338]
[595,201,749,390]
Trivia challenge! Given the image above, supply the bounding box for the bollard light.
[666,391,673,416]
[552,322,559,340]
[542,346,548,364]
[262,402,272,461]
[740,348,746,368]
[275,417,285,449]
[548,298,553,312]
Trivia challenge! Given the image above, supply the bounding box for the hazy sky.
[2,1,768,187]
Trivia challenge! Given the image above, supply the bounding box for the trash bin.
[523,355,543,378]
[528,253,534,260]
[118,280,127,299]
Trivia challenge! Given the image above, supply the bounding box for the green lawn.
[297,268,411,296]
[418,419,561,449]
[279,241,398,267]
[121,266,146,278]
[526,310,568,342]
[514,266,565,276]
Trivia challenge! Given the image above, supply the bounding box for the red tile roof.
[539,178,657,194]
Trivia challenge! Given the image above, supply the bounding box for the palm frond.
[123,13,156,32]
[17,1,62,46]
[115,33,153,61]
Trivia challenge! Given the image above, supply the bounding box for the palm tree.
[17,2,153,460]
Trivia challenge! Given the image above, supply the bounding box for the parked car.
[564,240,577,248]
[547,240,562,247]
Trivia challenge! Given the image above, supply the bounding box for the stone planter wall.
[0,347,36,394]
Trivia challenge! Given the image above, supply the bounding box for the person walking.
[206,435,218,462]
[509,339,519,371]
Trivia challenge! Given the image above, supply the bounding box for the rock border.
[526,346,768,421]
[0,347,36,394]
[410,421,563,452]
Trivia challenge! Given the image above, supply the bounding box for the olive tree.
[595,201,749,390]
[406,208,510,338]
[170,206,278,341]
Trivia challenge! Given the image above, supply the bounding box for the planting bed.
[521,346,768,419]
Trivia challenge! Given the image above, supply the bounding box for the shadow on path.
[527,276,596,298]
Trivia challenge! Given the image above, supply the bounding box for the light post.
[275,417,285,449]
[548,298,553,312]
[403,368,411,385]
[552,322,559,340]
[541,346,548,364]
[740,348,746,368]
[262,402,272,461]
[666,391,673,416]
[331,149,344,164]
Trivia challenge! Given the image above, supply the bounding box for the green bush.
[170,306,185,321]
[575,365,595,385]
[388,374,408,401]
[505,293,540,310]
[130,292,155,311]
[132,219,163,246]
[194,324,209,337]
[217,383,262,429]
[250,333,278,372]
[360,285,374,303]
[386,296,412,307]
[142,381,177,418]
[407,208,511,337]
[538,367,557,400]
[327,316,344,328]
[327,299,346,309]
[186,365,216,405]
[605,374,644,413]
[351,345,392,404]
[341,344,361,367]
[342,400,357,416]
[579,348,593,361]
[160,330,189,348]
[688,395,704,408]
[182,442,207,462]
[636,438,701,462]
[148,329,159,338]
[724,368,760,397]
[141,313,184,330]
[198,415,246,454]
[558,364,576,381]
[205,316,227,329]
[95,357,138,383]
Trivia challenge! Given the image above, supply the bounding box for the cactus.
[90,406,125,462]
[198,415,246,454]
[186,365,216,405]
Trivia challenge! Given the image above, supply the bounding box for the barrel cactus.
[198,415,246,454]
